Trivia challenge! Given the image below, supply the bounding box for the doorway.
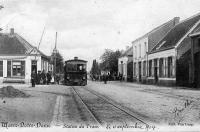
[31,60,37,73]
[139,62,141,82]
[154,67,158,83]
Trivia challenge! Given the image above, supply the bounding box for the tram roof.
[65,59,87,63]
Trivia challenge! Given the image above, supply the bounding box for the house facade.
[0,28,52,83]
[132,17,179,83]
[148,13,200,86]
[118,46,133,81]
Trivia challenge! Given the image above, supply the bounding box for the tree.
[51,51,64,74]
[91,59,100,75]
[100,49,122,75]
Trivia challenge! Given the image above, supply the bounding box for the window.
[7,61,11,77]
[139,44,141,57]
[135,46,137,58]
[159,58,164,77]
[168,57,173,77]
[144,42,147,54]
[0,61,3,77]
[143,61,146,76]
[149,60,152,77]
[77,64,86,71]
[133,63,136,76]
[12,61,25,77]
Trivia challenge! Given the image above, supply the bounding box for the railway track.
[71,86,154,129]
[71,86,102,126]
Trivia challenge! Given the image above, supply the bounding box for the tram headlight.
[82,76,86,80]
[67,76,70,80]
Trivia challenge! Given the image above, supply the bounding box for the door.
[154,67,158,83]
[31,60,37,73]
[139,62,141,82]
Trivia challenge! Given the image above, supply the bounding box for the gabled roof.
[150,13,200,53]
[189,23,200,37]
[132,17,179,44]
[0,32,48,57]
[120,46,133,57]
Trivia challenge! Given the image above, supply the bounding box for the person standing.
[41,70,47,84]
[31,70,36,87]
[47,71,52,85]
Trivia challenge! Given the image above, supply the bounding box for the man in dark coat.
[31,70,36,87]
[41,70,47,84]
[103,73,108,84]
[47,72,52,85]
[37,71,41,84]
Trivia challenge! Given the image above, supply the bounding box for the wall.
[176,36,192,87]
[132,37,148,81]
[118,56,128,81]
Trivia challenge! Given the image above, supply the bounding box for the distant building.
[118,46,133,81]
[0,28,52,83]
[132,17,179,83]
[148,13,200,86]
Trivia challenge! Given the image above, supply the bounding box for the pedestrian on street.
[47,71,52,85]
[119,73,123,82]
[37,71,41,84]
[56,74,60,84]
[41,70,47,84]
[31,70,36,87]
[103,73,107,84]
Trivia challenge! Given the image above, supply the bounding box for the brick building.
[148,13,200,86]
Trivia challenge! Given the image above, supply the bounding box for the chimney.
[10,28,14,35]
[74,57,78,60]
[173,17,180,26]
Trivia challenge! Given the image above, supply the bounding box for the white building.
[118,46,133,81]
[0,28,52,83]
[132,17,179,83]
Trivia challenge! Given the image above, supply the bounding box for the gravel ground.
[87,81,200,127]
[0,84,58,125]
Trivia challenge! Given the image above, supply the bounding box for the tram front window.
[77,64,86,71]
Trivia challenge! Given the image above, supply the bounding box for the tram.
[64,57,87,86]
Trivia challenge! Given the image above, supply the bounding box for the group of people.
[31,70,53,87]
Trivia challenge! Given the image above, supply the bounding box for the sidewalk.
[100,81,200,101]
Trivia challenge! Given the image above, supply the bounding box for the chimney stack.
[173,17,180,26]
[10,28,14,35]
[74,57,78,60]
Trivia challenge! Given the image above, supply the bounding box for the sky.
[0,0,200,70]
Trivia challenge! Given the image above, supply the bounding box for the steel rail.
[71,86,102,126]
[82,87,151,126]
